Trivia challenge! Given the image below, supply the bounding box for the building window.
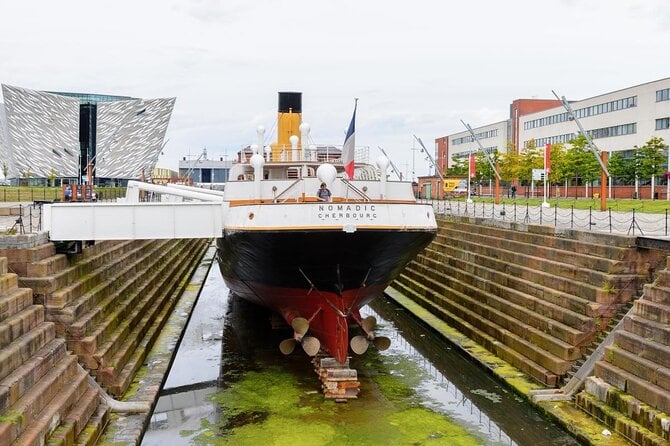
[657,89,670,102]
[657,118,670,130]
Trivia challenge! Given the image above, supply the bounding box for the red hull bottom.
[223,277,386,363]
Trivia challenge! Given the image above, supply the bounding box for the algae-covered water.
[143,268,578,446]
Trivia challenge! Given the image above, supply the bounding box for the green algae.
[185,357,485,445]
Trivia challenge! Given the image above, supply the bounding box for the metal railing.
[427,199,670,237]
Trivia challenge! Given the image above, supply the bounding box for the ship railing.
[340,179,371,202]
[272,179,303,203]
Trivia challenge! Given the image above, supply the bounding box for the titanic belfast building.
[0,84,174,186]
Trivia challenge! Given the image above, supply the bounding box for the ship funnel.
[272,92,302,162]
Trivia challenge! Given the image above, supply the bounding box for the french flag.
[342,99,358,179]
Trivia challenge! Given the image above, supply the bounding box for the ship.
[216,92,436,368]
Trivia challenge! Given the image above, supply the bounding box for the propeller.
[373,336,391,351]
[279,317,321,356]
[350,335,370,355]
[361,315,377,333]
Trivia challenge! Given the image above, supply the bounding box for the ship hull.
[216,228,434,363]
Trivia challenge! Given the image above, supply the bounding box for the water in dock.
[142,266,578,445]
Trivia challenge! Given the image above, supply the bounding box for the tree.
[634,137,667,179]
[499,147,522,183]
[518,140,542,187]
[1,163,7,179]
[607,151,635,184]
[447,155,468,177]
[475,149,500,183]
[566,135,601,196]
[48,168,56,187]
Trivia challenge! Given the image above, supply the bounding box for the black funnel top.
[278,92,302,113]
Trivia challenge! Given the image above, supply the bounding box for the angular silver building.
[0,84,175,185]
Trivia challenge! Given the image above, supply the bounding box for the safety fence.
[428,199,670,237]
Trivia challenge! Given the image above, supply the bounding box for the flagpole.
[467,153,473,203]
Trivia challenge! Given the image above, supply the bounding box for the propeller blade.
[291,317,310,336]
[361,315,377,333]
[301,336,321,356]
[279,338,296,355]
[350,335,370,355]
[373,336,391,351]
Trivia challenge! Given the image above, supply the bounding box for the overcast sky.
[1,0,669,179]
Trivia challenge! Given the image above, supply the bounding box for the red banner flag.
[545,143,551,174]
[469,153,476,178]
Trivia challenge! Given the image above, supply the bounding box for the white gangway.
[43,181,227,241]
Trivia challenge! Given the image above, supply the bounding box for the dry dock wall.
[392,215,670,445]
[0,234,209,446]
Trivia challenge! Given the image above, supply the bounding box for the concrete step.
[0,322,55,382]
[407,257,590,348]
[391,280,560,386]
[0,339,66,413]
[0,305,44,349]
[418,248,595,334]
[0,288,34,323]
[595,360,670,414]
[395,273,571,376]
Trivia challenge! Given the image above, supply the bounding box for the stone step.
[19,241,140,296]
[93,240,203,381]
[51,239,174,334]
[604,345,670,392]
[595,360,670,414]
[0,354,78,444]
[0,322,55,382]
[623,314,670,347]
[60,384,100,440]
[45,240,164,309]
[391,280,559,386]
[407,257,590,348]
[615,330,670,370]
[104,240,207,396]
[73,402,109,446]
[0,339,66,413]
[438,216,639,254]
[576,381,670,444]
[634,298,670,324]
[0,243,56,276]
[432,234,641,303]
[0,288,34,322]
[437,222,633,273]
[25,253,68,278]
[418,248,595,333]
[395,273,571,375]
[642,282,670,304]
[12,365,89,446]
[67,240,189,361]
[0,273,19,296]
[0,305,44,349]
